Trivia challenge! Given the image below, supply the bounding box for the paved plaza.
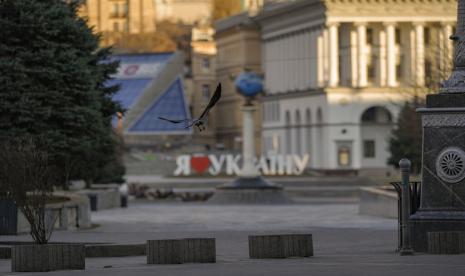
[1,201,465,276]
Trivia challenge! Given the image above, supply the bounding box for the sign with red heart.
[190,156,211,174]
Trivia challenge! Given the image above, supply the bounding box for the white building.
[257,0,456,174]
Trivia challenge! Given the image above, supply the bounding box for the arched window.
[295,110,301,154]
[305,109,312,157]
[285,111,292,154]
[361,106,392,124]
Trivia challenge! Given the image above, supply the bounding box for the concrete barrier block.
[147,240,183,264]
[11,244,85,272]
[147,238,216,264]
[182,238,216,263]
[249,234,313,259]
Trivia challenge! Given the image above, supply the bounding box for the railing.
[390,181,421,252]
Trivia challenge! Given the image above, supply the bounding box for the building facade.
[155,0,212,25]
[190,26,218,147]
[257,0,456,174]
[214,12,263,152]
[79,0,156,46]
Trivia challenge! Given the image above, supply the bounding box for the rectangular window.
[363,140,376,158]
[395,28,401,45]
[424,27,430,45]
[396,59,403,80]
[425,59,432,86]
[202,57,210,70]
[202,84,210,100]
[113,21,119,32]
[112,3,119,15]
[366,28,373,45]
[367,55,376,82]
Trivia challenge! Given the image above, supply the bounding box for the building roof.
[127,78,192,134]
[108,53,191,135]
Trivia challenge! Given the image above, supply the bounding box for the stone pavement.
[1,201,465,276]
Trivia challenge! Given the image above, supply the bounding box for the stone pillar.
[323,27,330,86]
[385,22,397,87]
[356,22,368,87]
[414,22,425,87]
[379,29,387,86]
[328,23,340,87]
[317,28,325,87]
[240,105,259,177]
[350,28,358,87]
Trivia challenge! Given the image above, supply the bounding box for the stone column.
[323,27,330,86]
[356,23,368,87]
[240,105,259,177]
[379,29,387,86]
[350,28,358,87]
[328,23,340,87]
[414,22,425,87]
[385,22,397,87]
[317,28,325,87]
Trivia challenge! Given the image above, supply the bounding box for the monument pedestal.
[412,93,465,252]
[208,105,291,204]
[208,176,291,204]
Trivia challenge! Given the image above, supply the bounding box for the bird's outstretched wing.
[158,117,190,124]
[199,83,221,120]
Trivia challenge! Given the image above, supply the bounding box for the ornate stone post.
[399,159,414,255]
[411,0,465,252]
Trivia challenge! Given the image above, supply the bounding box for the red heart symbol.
[191,156,210,174]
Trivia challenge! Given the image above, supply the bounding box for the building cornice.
[214,12,259,35]
[262,88,326,101]
[262,86,429,101]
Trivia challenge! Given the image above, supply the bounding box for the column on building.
[279,37,285,92]
[414,22,425,87]
[323,27,330,86]
[378,28,387,86]
[328,23,340,87]
[271,39,277,94]
[385,22,397,87]
[317,27,325,87]
[350,26,358,87]
[355,22,368,87]
[304,31,311,89]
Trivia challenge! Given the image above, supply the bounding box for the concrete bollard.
[248,234,313,259]
[399,158,414,256]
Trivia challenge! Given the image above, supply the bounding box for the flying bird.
[158,83,221,132]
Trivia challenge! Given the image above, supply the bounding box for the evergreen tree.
[0,0,124,186]
[388,102,423,174]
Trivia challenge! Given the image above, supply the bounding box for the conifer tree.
[388,102,423,174]
[0,0,124,186]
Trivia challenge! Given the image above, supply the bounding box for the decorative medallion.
[436,147,465,183]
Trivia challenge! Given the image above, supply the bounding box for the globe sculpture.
[235,72,263,99]
[208,71,290,203]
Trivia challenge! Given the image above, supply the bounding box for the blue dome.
[235,72,263,97]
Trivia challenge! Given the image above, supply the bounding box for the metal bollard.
[399,158,414,255]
